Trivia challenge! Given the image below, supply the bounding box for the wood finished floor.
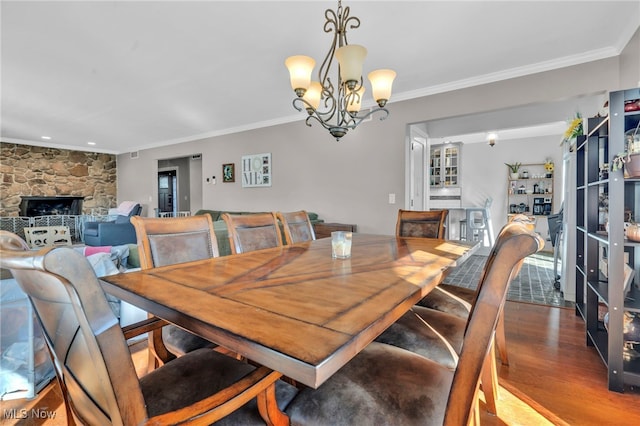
[3,301,640,425]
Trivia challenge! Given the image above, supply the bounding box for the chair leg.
[481,342,499,416]
[147,327,176,374]
[496,311,509,366]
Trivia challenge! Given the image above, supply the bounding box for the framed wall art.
[222,163,235,182]
[241,153,271,187]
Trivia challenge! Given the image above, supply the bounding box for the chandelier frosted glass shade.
[285,55,316,97]
[335,45,367,87]
[284,0,396,141]
[368,69,397,107]
[302,81,323,112]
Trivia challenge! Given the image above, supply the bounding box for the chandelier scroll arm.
[351,107,390,125]
[292,97,337,124]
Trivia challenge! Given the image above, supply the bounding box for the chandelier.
[285,0,396,141]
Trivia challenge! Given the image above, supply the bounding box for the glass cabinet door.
[443,145,459,186]
[430,147,442,186]
[430,143,461,187]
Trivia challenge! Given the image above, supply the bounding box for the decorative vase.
[624,153,640,178]
[603,312,640,343]
[627,223,640,242]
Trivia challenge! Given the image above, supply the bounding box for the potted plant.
[560,112,583,147]
[505,162,521,180]
[544,159,554,178]
[611,123,640,177]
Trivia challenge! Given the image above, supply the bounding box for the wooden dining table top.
[101,234,478,388]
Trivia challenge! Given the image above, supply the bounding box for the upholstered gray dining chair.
[418,212,537,366]
[131,215,220,370]
[222,212,283,254]
[277,210,316,244]
[0,231,297,426]
[396,209,448,238]
[284,222,543,425]
[376,220,542,414]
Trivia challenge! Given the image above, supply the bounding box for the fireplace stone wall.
[0,143,117,216]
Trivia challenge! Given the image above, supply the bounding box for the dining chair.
[396,209,448,239]
[0,231,297,426]
[284,222,543,425]
[377,224,540,415]
[418,212,537,365]
[276,210,316,244]
[222,212,283,254]
[131,215,220,370]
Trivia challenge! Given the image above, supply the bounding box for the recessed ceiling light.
[41,136,51,140]
[87,141,96,146]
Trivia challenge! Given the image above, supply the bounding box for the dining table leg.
[257,375,290,426]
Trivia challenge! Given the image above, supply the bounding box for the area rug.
[442,253,571,308]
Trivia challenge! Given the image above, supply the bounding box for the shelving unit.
[507,163,555,251]
[507,163,554,216]
[575,87,640,392]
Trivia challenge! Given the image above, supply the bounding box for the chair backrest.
[395,209,448,238]
[509,213,536,231]
[222,212,283,254]
[131,215,219,268]
[443,222,544,425]
[277,210,316,245]
[0,231,147,425]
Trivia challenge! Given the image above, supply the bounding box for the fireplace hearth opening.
[19,196,84,217]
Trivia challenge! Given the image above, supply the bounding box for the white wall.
[116,55,626,235]
[620,27,640,88]
[460,135,563,250]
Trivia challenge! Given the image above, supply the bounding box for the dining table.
[100,234,478,389]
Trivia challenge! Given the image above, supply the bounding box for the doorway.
[406,123,428,211]
[157,169,177,215]
[157,155,203,217]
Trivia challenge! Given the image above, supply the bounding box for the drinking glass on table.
[331,231,352,259]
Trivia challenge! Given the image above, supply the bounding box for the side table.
[313,222,357,239]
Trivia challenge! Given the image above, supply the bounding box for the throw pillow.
[127,243,140,268]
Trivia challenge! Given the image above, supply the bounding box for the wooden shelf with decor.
[575,87,640,392]
[506,162,555,251]
[507,163,554,215]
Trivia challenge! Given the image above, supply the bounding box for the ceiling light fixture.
[87,141,96,146]
[285,0,396,141]
[41,136,51,140]
[486,132,498,147]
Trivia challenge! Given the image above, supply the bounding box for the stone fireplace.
[0,143,117,216]
[19,196,84,217]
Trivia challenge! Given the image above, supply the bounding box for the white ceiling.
[1,1,639,154]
